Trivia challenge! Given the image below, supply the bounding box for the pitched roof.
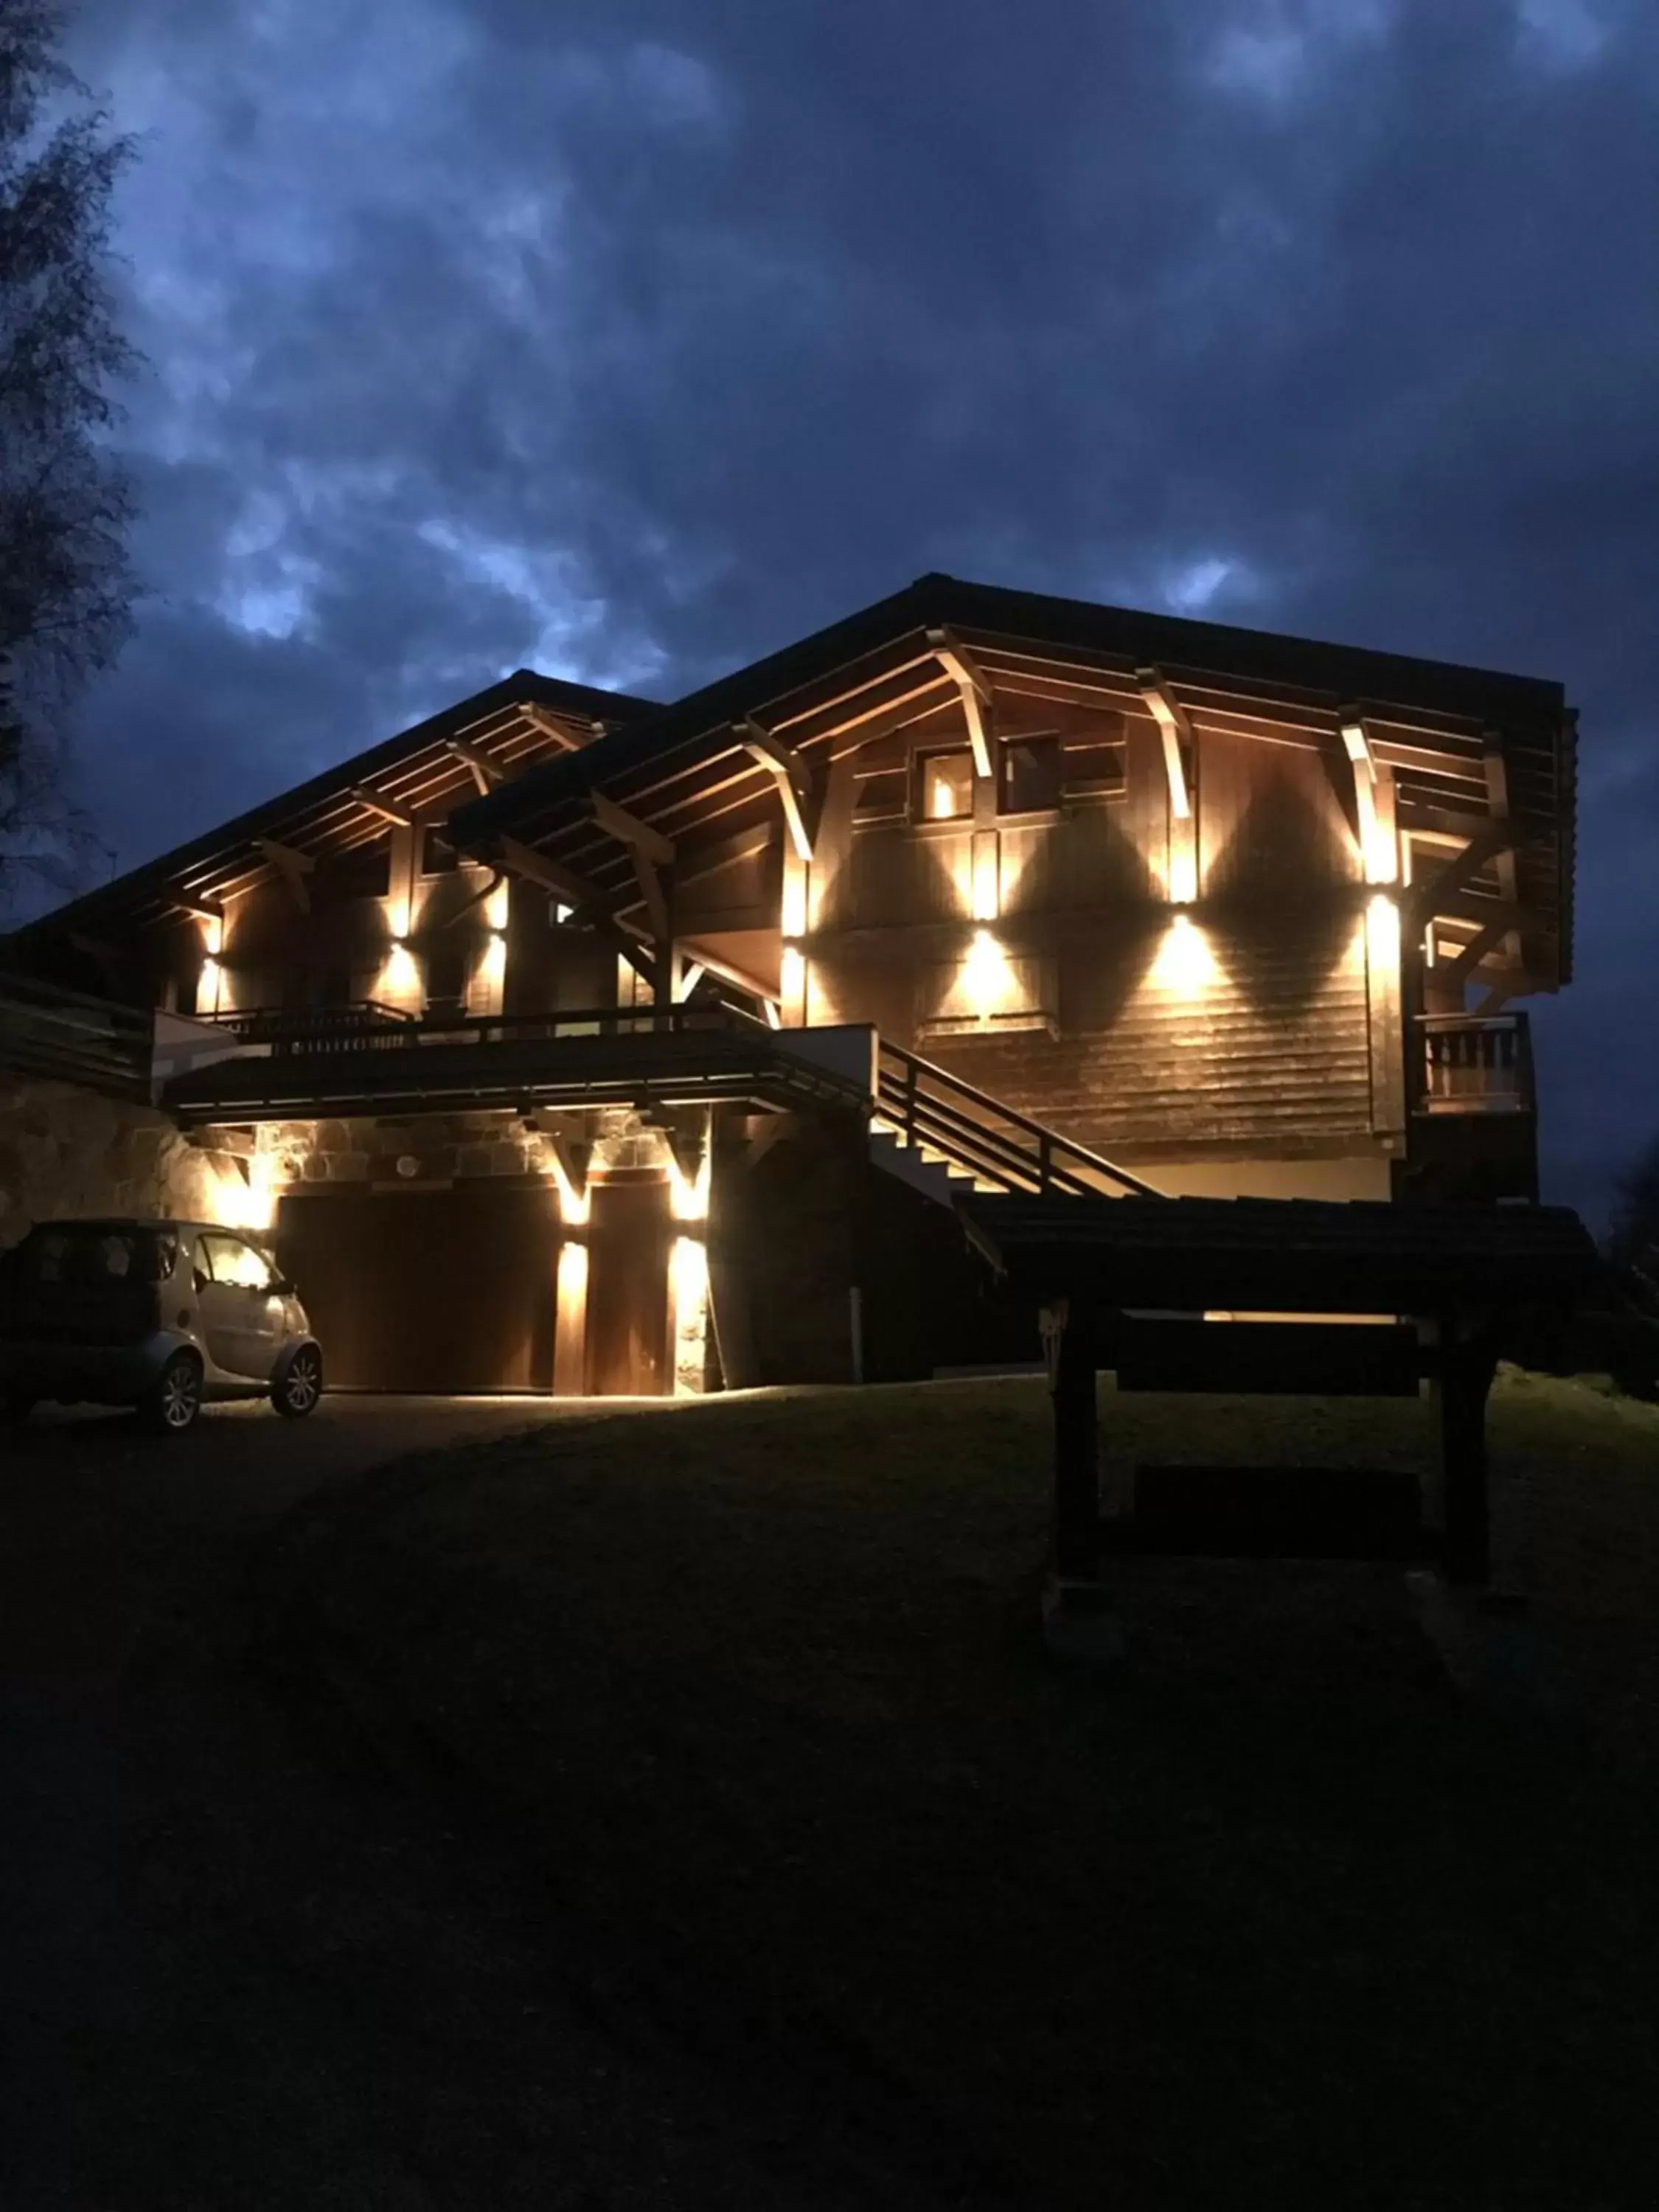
[13,669,658,945]
[451,571,1577,983]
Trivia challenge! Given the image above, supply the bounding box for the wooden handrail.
[876,1037,1160,1198]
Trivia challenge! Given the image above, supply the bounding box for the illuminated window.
[919,750,974,821]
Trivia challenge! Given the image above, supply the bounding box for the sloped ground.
[270,1373,1659,2211]
[1,1394,948,2211]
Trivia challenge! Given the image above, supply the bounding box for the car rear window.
[20,1228,164,1284]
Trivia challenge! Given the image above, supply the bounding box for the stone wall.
[217,1105,669,1192]
[0,1074,246,1251]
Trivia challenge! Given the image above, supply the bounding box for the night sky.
[48,1,1659,1223]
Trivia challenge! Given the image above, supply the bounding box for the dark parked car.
[0,1219,323,1433]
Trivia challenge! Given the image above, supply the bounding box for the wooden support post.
[1366,887,1408,1135]
[928,628,995,780]
[1435,1328,1498,1586]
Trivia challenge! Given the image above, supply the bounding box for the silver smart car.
[0,1218,323,1433]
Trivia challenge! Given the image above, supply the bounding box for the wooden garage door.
[276,1185,557,1393]
[585,1178,672,1397]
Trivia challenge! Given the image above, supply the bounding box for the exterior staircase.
[867,1037,1160,1208]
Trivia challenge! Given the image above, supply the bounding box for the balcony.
[1413,1012,1534,1117]
[160,998,876,1125]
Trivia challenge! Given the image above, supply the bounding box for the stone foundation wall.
[218,1106,669,1192]
[0,1074,245,1251]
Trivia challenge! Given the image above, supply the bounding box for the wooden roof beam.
[347,785,417,829]
[590,790,674,944]
[498,837,655,984]
[446,737,508,793]
[1439,917,1512,990]
[255,837,314,915]
[1136,669,1193,821]
[498,835,607,909]
[740,718,824,863]
[1405,821,1525,930]
[1340,708,1377,784]
[1339,708,1398,884]
[518,701,587,750]
[167,890,224,931]
[678,936,782,1012]
[590,789,675,869]
[927,627,994,779]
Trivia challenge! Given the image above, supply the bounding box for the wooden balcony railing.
[201,997,769,1055]
[1413,1012,1534,1116]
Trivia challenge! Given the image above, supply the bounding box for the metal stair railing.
[874,1037,1161,1199]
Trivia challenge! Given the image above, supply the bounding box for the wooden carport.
[959,1195,1599,1615]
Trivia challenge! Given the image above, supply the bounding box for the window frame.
[196,1232,276,1292]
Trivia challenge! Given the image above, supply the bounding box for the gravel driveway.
[0,1395,935,2211]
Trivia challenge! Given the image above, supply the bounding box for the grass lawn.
[275,1373,1659,2209]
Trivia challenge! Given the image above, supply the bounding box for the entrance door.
[276,1185,557,1393]
[585,1179,672,1397]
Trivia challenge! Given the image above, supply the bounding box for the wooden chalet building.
[10,575,1577,1398]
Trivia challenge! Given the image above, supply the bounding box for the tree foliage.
[0,0,136,907]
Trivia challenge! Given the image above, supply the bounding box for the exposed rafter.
[167,889,225,931]
[927,627,994,779]
[446,737,507,793]
[1339,709,1397,884]
[740,718,823,863]
[255,837,315,915]
[498,838,654,984]
[518,702,586,750]
[499,835,605,909]
[590,790,674,944]
[347,785,417,829]
[678,936,782,1010]
[590,789,675,869]
[1405,821,1524,929]
[1340,709,1378,785]
[1440,917,1512,990]
[1136,669,1194,821]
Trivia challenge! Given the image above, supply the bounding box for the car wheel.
[139,1351,204,1436]
[273,1343,323,1419]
